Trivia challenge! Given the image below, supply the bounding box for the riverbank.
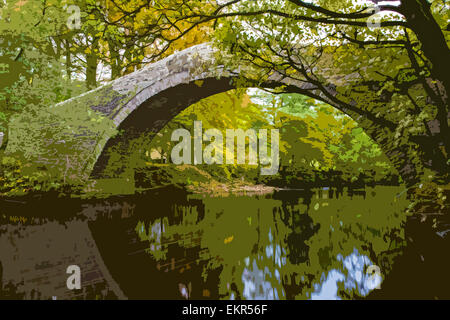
[185,180,279,197]
[1,152,448,210]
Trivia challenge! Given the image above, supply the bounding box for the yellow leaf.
[224,235,234,244]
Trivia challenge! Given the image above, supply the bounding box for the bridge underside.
[91,77,234,177]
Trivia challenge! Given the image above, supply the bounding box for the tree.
[111,0,448,187]
[77,0,213,82]
[0,0,87,139]
[2,0,448,189]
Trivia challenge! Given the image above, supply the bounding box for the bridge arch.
[5,43,415,183]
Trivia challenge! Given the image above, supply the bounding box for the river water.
[0,186,412,299]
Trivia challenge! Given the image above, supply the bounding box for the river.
[0,186,418,299]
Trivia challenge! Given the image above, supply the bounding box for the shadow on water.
[273,189,319,265]
[368,212,450,299]
[1,185,450,299]
[87,187,216,299]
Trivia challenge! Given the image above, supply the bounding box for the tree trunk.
[400,0,450,162]
[65,39,72,81]
[86,52,97,89]
[108,39,121,80]
[401,0,450,99]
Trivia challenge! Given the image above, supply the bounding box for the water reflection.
[0,186,410,300]
[122,186,408,300]
[241,259,281,300]
[239,229,288,300]
[310,248,382,300]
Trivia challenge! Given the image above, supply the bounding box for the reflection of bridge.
[5,43,415,183]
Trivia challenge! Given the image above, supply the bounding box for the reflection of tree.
[127,186,409,299]
[0,262,25,299]
[273,190,320,264]
[286,213,321,265]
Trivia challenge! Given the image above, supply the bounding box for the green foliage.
[0,156,64,196]
[208,0,450,185]
[0,0,88,139]
[1,0,447,196]
[103,87,396,190]
[5,86,118,185]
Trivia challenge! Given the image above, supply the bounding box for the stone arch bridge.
[5,43,414,183]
